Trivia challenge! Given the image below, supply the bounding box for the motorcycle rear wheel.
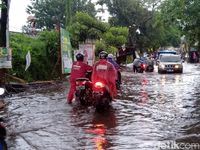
[95,97,110,112]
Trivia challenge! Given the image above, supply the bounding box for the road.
[5,63,200,150]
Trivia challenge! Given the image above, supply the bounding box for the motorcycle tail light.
[94,82,104,88]
[142,64,146,68]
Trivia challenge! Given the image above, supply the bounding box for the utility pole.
[0,0,9,47]
[128,25,137,61]
[0,0,10,84]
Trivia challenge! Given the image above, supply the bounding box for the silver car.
[158,54,183,73]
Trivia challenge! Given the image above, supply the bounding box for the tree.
[160,0,200,49]
[94,26,129,55]
[97,0,160,26]
[26,0,96,30]
[68,12,109,48]
[26,0,66,29]
[72,0,96,18]
[66,0,96,26]
[103,27,128,47]
[97,0,160,48]
[97,0,181,50]
[137,12,181,50]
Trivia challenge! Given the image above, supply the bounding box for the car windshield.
[158,50,177,57]
[158,51,176,55]
[160,55,181,62]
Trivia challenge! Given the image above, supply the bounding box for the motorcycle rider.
[67,53,93,104]
[133,57,140,73]
[0,122,7,150]
[92,51,117,99]
[107,53,121,89]
[0,88,7,150]
[133,57,145,73]
[107,54,120,70]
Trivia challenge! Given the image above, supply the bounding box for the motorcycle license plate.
[77,86,85,90]
[93,91,103,96]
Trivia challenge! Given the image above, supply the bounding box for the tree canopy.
[68,12,109,48]
[26,0,96,30]
[160,0,200,49]
[96,0,180,51]
[25,0,185,51]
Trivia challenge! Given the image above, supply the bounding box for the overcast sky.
[9,0,31,32]
[9,0,108,32]
[9,0,97,32]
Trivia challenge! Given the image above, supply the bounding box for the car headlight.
[175,65,179,68]
[159,64,165,69]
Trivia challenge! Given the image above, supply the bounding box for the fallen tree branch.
[5,73,27,84]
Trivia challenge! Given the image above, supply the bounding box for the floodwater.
[4,63,200,150]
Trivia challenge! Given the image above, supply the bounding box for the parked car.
[158,54,183,73]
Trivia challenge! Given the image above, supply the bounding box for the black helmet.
[76,53,84,61]
[99,51,108,59]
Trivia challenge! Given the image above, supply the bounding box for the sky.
[9,0,109,32]
[9,0,31,32]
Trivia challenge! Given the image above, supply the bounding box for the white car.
[158,54,183,73]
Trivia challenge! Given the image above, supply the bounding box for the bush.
[9,31,59,82]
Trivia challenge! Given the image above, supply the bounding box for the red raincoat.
[67,61,92,103]
[92,59,117,98]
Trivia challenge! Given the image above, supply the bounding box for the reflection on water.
[5,63,200,149]
[139,78,149,105]
[160,75,166,85]
[69,106,117,150]
[85,109,117,150]
[118,64,200,149]
[85,123,107,150]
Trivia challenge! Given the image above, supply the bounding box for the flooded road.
[5,63,200,150]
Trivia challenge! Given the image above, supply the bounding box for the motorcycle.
[75,71,93,106]
[0,88,5,110]
[0,88,5,96]
[92,81,112,111]
[0,87,7,150]
[133,58,146,73]
[137,63,146,73]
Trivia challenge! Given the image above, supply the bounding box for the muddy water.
[5,63,200,150]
